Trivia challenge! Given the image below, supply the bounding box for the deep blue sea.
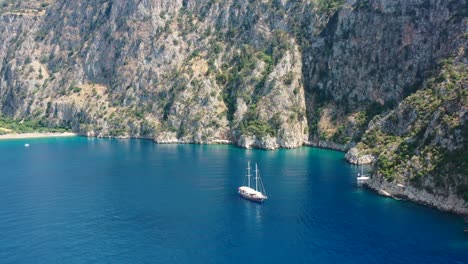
[0,137,467,263]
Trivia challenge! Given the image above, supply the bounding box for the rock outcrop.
[344,147,374,164]
[351,58,468,214]
[366,178,468,215]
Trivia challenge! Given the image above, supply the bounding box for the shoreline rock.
[237,135,279,150]
[365,178,468,215]
[0,132,79,140]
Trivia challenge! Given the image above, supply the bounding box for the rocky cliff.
[348,56,467,214]
[0,0,466,210]
[303,0,466,148]
[0,0,311,148]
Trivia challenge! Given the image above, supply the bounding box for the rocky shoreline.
[364,178,468,215]
[93,134,468,216]
[3,131,466,215]
[87,133,468,216]
[141,135,468,215]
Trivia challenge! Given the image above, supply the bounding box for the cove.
[0,137,467,263]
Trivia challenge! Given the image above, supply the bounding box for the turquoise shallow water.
[0,137,467,263]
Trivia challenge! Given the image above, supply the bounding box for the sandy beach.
[0,132,79,140]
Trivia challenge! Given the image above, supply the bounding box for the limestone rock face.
[345,148,375,165]
[0,0,313,150]
[154,132,179,144]
[354,59,467,214]
[1,0,465,152]
[237,135,278,150]
[302,0,466,149]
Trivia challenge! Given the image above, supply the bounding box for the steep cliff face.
[1,0,465,148]
[303,0,467,147]
[0,0,310,148]
[349,57,467,213]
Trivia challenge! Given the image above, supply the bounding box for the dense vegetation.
[0,115,70,135]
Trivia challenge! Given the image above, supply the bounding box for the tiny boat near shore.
[238,162,267,203]
[357,174,370,182]
[357,161,370,184]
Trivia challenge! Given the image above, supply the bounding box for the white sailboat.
[238,162,268,202]
[357,161,370,183]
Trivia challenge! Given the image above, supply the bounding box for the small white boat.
[238,162,268,203]
[24,143,30,148]
[357,162,370,183]
[357,174,370,182]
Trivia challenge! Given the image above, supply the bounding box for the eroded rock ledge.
[365,178,468,215]
[344,147,375,164]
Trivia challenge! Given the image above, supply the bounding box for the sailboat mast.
[255,163,259,191]
[247,161,251,188]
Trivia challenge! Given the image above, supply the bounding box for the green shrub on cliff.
[240,119,275,138]
[316,0,345,15]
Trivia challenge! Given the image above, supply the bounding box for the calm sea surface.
[0,137,467,263]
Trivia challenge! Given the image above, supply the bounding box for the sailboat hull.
[239,192,265,203]
[238,187,267,203]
